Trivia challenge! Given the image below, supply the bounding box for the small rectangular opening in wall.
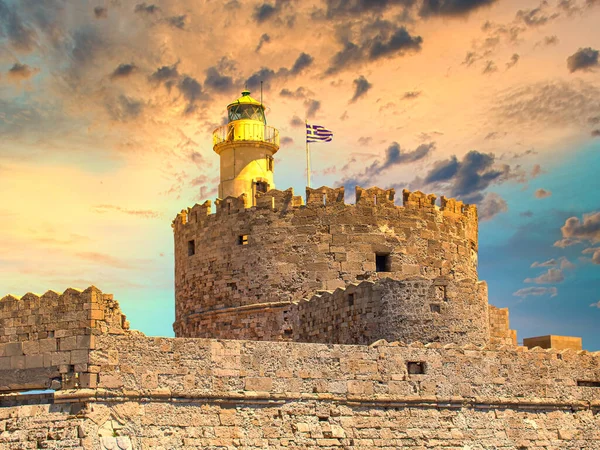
[348,293,354,306]
[407,361,426,375]
[578,380,600,387]
[238,235,248,245]
[375,253,391,272]
[430,304,441,314]
[187,240,195,256]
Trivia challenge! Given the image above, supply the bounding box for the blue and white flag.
[306,124,333,143]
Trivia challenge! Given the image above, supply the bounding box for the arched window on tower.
[255,181,269,194]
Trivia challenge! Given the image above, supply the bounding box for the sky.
[1,0,599,349]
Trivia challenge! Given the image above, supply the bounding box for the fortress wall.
[173,187,480,338]
[0,287,128,392]
[489,305,518,346]
[8,334,592,448]
[178,278,490,346]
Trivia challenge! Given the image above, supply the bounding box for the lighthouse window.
[375,253,391,272]
[228,104,265,123]
[267,156,274,171]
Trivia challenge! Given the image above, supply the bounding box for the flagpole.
[306,120,311,188]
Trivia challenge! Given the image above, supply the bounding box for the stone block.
[24,354,44,369]
[4,342,23,357]
[245,377,273,392]
[39,338,58,353]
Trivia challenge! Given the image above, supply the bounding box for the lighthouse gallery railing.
[213,123,279,147]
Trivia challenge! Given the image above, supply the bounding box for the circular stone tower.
[213,90,279,206]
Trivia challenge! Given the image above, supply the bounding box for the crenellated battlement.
[172,186,478,231]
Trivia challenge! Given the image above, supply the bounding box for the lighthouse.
[212,89,280,206]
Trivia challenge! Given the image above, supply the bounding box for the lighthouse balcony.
[213,123,280,150]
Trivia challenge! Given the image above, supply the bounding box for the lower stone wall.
[175,277,491,346]
[1,397,598,449]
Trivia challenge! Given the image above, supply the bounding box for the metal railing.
[213,123,279,147]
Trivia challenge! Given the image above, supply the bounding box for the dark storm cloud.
[0,0,38,52]
[255,33,270,52]
[178,76,205,114]
[150,64,179,84]
[94,6,107,19]
[419,0,497,17]
[280,86,312,99]
[204,67,234,92]
[478,192,507,221]
[423,150,510,203]
[326,25,422,74]
[134,3,160,14]
[290,53,314,74]
[110,63,137,80]
[254,3,277,22]
[305,99,321,118]
[245,53,315,90]
[340,142,434,190]
[105,95,144,122]
[350,75,372,103]
[567,47,599,73]
[70,27,104,65]
[324,0,416,18]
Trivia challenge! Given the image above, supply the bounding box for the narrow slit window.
[430,304,441,314]
[375,253,391,272]
[348,293,355,306]
[238,235,248,245]
[188,240,195,256]
[578,380,600,387]
[266,156,274,172]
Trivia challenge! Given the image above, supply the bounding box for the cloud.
[557,212,600,246]
[530,257,574,269]
[516,3,559,27]
[255,33,270,52]
[520,210,534,218]
[534,188,551,198]
[582,247,600,264]
[326,25,422,74]
[341,142,434,188]
[304,99,321,118]
[592,129,600,137]
[204,67,234,93]
[513,287,558,298]
[178,76,206,114]
[350,75,372,103]
[94,6,107,19]
[92,204,160,219]
[590,301,600,308]
[422,150,511,203]
[525,268,564,284]
[253,2,277,22]
[482,60,497,74]
[478,192,507,221]
[105,95,144,122]
[531,258,557,268]
[134,3,160,14]
[0,0,37,52]
[567,47,599,73]
[419,0,497,17]
[290,115,304,127]
[149,63,180,87]
[165,15,187,29]
[110,63,137,80]
[281,136,294,147]
[402,91,421,99]
[493,80,600,130]
[506,53,519,69]
[280,86,312,99]
[324,0,415,18]
[531,164,543,178]
[6,63,39,81]
[358,136,372,146]
[290,52,314,74]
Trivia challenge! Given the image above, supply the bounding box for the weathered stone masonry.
[173,186,487,343]
[1,291,600,449]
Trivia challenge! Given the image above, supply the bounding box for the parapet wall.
[181,278,490,346]
[0,287,128,392]
[173,186,480,339]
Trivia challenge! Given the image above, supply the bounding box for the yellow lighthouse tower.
[213,89,280,206]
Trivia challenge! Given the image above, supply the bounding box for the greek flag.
[306,124,333,143]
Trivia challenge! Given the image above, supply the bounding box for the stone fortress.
[0,91,598,449]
